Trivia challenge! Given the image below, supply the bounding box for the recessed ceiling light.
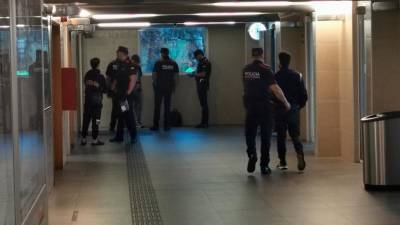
[184,21,236,26]
[97,22,151,28]
[194,12,263,17]
[92,14,158,20]
[212,1,293,7]
[79,9,91,17]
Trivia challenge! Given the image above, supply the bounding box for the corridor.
[49,128,400,225]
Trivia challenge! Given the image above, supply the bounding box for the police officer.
[191,49,211,128]
[109,46,138,143]
[150,48,179,132]
[275,52,307,171]
[131,54,144,128]
[243,48,291,175]
[81,58,106,146]
[106,50,120,132]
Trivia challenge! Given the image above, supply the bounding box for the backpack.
[169,109,183,127]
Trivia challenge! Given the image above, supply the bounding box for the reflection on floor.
[49,127,400,225]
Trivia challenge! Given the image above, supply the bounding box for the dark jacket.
[275,68,308,109]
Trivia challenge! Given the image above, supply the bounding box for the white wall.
[82,26,246,129]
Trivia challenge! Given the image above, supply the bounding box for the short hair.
[194,49,204,57]
[279,52,291,68]
[117,46,129,55]
[161,48,169,55]
[131,54,141,63]
[252,48,264,57]
[90,58,100,69]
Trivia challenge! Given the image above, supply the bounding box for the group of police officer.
[81,46,211,145]
[80,45,307,174]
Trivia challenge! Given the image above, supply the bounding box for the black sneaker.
[261,166,272,175]
[247,155,258,173]
[92,140,104,146]
[150,126,159,131]
[195,124,208,128]
[297,154,306,171]
[130,137,137,144]
[109,138,123,143]
[276,162,288,170]
[164,126,171,132]
[80,139,87,146]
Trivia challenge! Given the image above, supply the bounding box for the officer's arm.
[269,84,291,111]
[126,74,137,96]
[195,71,207,78]
[106,63,113,78]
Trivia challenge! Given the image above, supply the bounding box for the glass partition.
[0,0,15,224]
[15,0,46,219]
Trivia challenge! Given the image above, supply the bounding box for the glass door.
[0,0,15,224]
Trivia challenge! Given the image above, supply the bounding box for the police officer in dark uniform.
[192,49,212,128]
[150,48,179,132]
[275,52,307,171]
[109,46,138,143]
[243,48,291,175]
[80,58,106,146]
[106,50,120,132]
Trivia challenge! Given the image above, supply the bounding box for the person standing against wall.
[109,46,138,144]
[106,50,120,132]
[191,49,212,128]
[81,58,106,146]
[131,54,144,128]
[243,48,291,175]
[274,52,307,171]
[150,48,179,132]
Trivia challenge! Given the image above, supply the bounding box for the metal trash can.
[361,111,400,190]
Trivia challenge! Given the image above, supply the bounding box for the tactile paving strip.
[126,142,164,225]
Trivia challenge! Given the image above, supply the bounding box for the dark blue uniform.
[152,58,179,129]
[243,60,276,167]
[275,68,307,165]
[114,59,138,141]
[196,57,212,125]
[106,60,119,131]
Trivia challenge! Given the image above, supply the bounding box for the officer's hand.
[285,102,291,112]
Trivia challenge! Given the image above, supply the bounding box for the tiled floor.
[48,141,131,225]
[49,127,400,225]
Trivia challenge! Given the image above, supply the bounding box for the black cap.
[160,48,169,55]
[194,49,204,57]
[117,46,129,55]
[252,48,263,57]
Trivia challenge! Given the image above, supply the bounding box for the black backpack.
[169,109,183,127]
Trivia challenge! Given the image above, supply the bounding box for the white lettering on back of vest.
[244,72,261,79]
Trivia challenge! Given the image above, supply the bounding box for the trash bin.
[361,111,400,190]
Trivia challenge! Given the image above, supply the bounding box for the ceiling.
[44,1,317,23]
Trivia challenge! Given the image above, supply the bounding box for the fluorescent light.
[212,1,293,7]
[0,25,9,29]
[79,9,91,18]
[92,14,158,20]
[194,12,263,17]
[310,1,352,16]
[97,22,151,28]
[184,21,236,26]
